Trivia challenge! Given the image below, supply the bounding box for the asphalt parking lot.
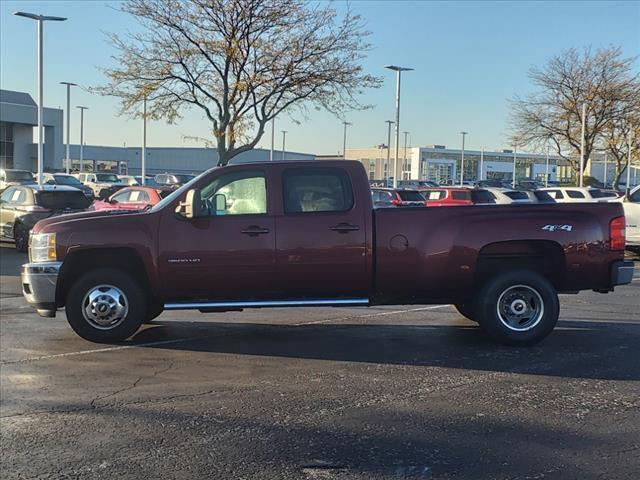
[1,243,639,479]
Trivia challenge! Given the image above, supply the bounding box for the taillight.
[610,216,626,251]
[391,198,401,206]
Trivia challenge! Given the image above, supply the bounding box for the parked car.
[539,187,619,203]
[421,187,497,206]
[0,169,35,193]
[21,160,633,346]
[371,188,426,207]
[117,175,140,186]
[475,179,513,189]
[134,176,163,188]
[154,173,196,189]
[482,188,535,204]
[92,186,169,212]
[0,185,91,252]
[609,186,640,251]
[77,172,126,200]
[397,180,439,189]
[516,179,546,191]
[43,173,94,199]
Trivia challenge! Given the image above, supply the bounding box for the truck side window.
[201,170,267,215]
[283,168,354,213]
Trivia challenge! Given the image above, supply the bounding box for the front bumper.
[21,262,62,317]
[611,260,635,286]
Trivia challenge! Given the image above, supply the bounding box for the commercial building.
[0,89,314,174]
[346,145,566,185]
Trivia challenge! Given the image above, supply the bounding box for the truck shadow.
[130,318,640,381]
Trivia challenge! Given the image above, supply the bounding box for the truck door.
[274,166,369,299]
[158,168,277,301]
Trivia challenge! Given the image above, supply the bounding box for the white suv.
[539,187,619,203]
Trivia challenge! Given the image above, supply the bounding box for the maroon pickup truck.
[22,160,633,345]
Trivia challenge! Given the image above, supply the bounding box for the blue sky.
[1,1,639,155]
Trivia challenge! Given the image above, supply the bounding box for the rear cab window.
[283,168,353,214]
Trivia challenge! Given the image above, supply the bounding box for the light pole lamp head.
[76,105,89,110]
[385,65,414,72]
[14,11,67,21]
[60,81,77,87]
[460,131,468,136]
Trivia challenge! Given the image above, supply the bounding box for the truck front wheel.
[475,270,559,346]
[65,268,146,343]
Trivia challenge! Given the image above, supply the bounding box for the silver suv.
[0,169,36,193]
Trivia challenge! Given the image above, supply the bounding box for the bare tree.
[600,106,640,189]
[509,46,639,176]
[96,0,381,165]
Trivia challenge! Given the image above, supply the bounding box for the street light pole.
[281,130,287,161]
[627,131,633,197]
[385,65,413,188]
[512,146,517,188]
[459,131,467,186]
[141,96,147,184]
[385,120,394,186]
[342,121,352,159]
[77,106,88,172]
[545,146,550,188]
[603,151,608,189]
[60,82,76,174]
[580,103,586,187]
[480,146,484,182]
[270,119,275,161]
[403,131,409,179]
[14,11,67,185]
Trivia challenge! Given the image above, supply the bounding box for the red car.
[421,187,496,206]
[92,186,169,211]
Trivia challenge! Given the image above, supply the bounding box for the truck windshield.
[53,175,82,186]
[36,191,91,210]
[95,173,119,182]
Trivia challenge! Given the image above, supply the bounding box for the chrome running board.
[164,298,369,310]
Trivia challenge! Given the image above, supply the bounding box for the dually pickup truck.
[22,161,634,345]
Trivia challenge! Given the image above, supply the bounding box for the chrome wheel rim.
[81,284,129,330]
[496,284,544,332]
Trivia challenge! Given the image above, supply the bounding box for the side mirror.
[213,193,227,216]
[178,188,203,219]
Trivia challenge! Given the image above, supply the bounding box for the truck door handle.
[241,226,270,236]
[330,223,360,233]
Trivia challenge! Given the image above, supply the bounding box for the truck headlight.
[29,233,57,263]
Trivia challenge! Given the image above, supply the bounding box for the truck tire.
[454,302,478,322]
[65,268,146,343]
[474,270,559,346]
[144,302,164,323]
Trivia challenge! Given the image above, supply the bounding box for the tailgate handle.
[330,223,360,233]
[241,226,270,236]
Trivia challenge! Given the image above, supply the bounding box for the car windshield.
[95,173,120,182]
[36,191,91,210]
[53,175,82,186]
[150,170,210,212]
[6,171,34,181]
[136,177,161,187]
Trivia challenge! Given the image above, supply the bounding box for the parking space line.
[293,304,450,326]
[0,336,204,365]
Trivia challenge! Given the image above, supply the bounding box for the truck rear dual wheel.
[474,270,559,346]
[66,268,146,343]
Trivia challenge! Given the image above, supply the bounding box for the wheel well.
[475,240,566,289]
[56,248,151,307]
